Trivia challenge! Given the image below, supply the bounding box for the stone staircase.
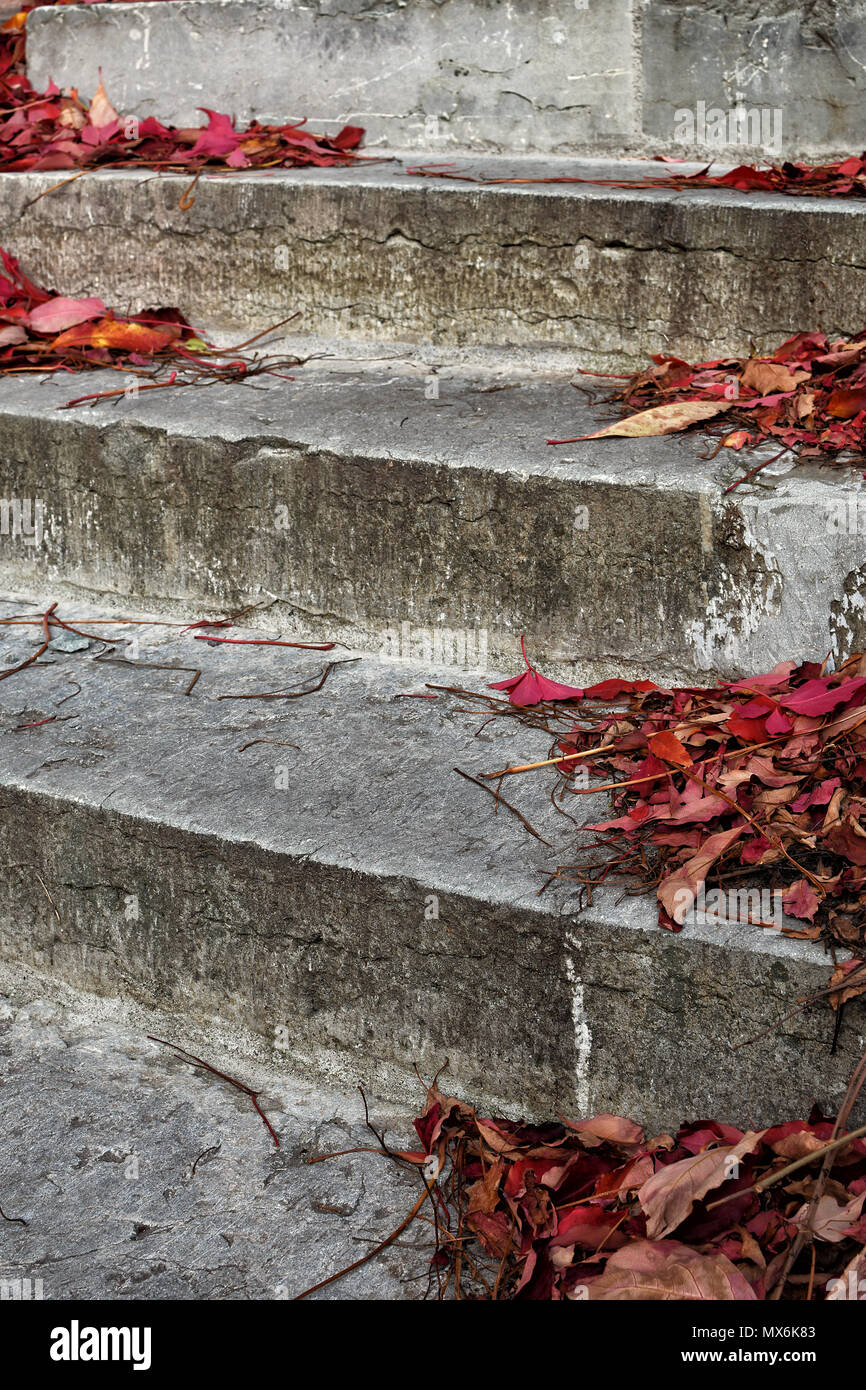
[1,0,865,1176]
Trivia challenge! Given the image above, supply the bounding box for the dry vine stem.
[147,1036,280,1147]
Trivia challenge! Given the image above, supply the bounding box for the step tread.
[0,594,829,969]
[3,156,863,212]
[0,364,860,691]
[1,593,861,1126]
[0,971,420,1300]
[0,362,836,493]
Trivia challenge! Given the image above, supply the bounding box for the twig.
[0,600,56,682]
[93,654,201,695]
[238,738,300,752]
[293,1187,429,1300]
[147,1035,279,1147]
[481,742,617,779]
[0,1204,27,1226]
[194,636,335,650]
[217,658,359,701]
[33,871,60,924]
[454,767,553,847]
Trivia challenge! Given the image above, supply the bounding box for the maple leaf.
[189,109,241,160]
[781,878,821,921]
[489,636,583,706]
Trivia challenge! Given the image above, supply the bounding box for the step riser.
[26,1,866,162]
[26,0,637,154]
[1,784,859,1130]
[1,385,864,683]
[2,170,864,363]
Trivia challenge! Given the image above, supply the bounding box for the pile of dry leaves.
[476,643,866,1002]
[550,329,866,482]
[0,244,299,404]
[404,1072,866,1300]
[0,4,364,173]
[626,156,866,200]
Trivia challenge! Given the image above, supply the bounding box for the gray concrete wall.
[26,0,866,160]
[26,0,637,154]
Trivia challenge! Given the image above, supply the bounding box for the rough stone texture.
[2,164,866,364]
[643,2,866,160]
[26,0,636,152]
[0,366,864,686]
[26,0,866,162]
[0,597,862,1132]
[0,970,424,1300]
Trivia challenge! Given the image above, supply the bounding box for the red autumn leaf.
[781,676,866,716]
[647,730,692,767]
[582,678,658,699]
[489,636,583,705]
[826,387,866,419]
[567,1113,644,1148]
[189,109,241,159]
[27,294,106,335]
[726,713,768,742]
[781,878,821,922]
[639,1131,765,1239]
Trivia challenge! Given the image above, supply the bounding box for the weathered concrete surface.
[0,365,864,686]
[2,163,865,363]
[0,597,861,1131]
[26,0,636,153]
[27,0,866,163]
[643,1,866,160]
[0,969,424,1300]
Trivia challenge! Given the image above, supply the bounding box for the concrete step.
[25,0,866,163]
[0,592,861,1132]
[0,964,422,1300]
[1,162,863,364]
[0,361,862,687]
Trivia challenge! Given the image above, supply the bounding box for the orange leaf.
[826,387,866,419]
[647,730,692,767]
[52,317,175,355]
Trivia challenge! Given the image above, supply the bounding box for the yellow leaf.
[582,400,732,439]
